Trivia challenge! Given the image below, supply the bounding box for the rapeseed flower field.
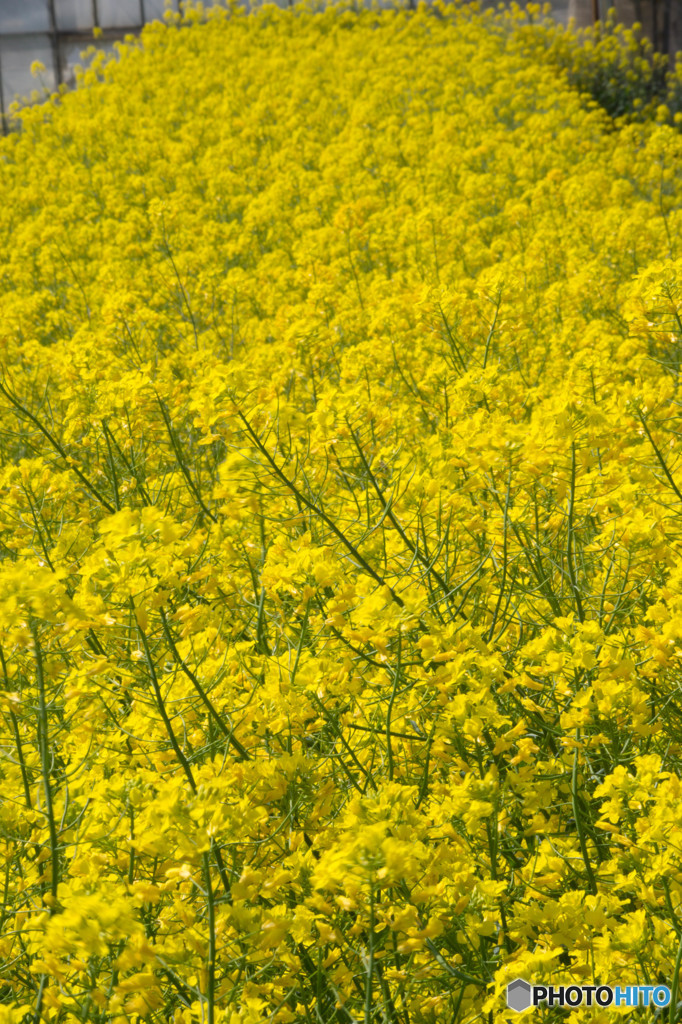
[2,2,682,1021]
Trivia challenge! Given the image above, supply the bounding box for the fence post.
[46,0,62,86]
[0,48,6,135]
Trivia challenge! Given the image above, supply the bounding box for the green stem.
[571,732,597,895]
[32,624,59,907]
[386,632,401,782]
[567,443,585,623]
[364,879,375,1024]
[670,928,682,1023]
[204,849,216,1024]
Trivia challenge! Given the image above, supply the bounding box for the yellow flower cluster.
[1,2,682,1021]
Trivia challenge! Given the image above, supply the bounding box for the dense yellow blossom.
[1,2,682,1021]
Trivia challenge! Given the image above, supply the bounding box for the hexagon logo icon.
[507,979,532,1013]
